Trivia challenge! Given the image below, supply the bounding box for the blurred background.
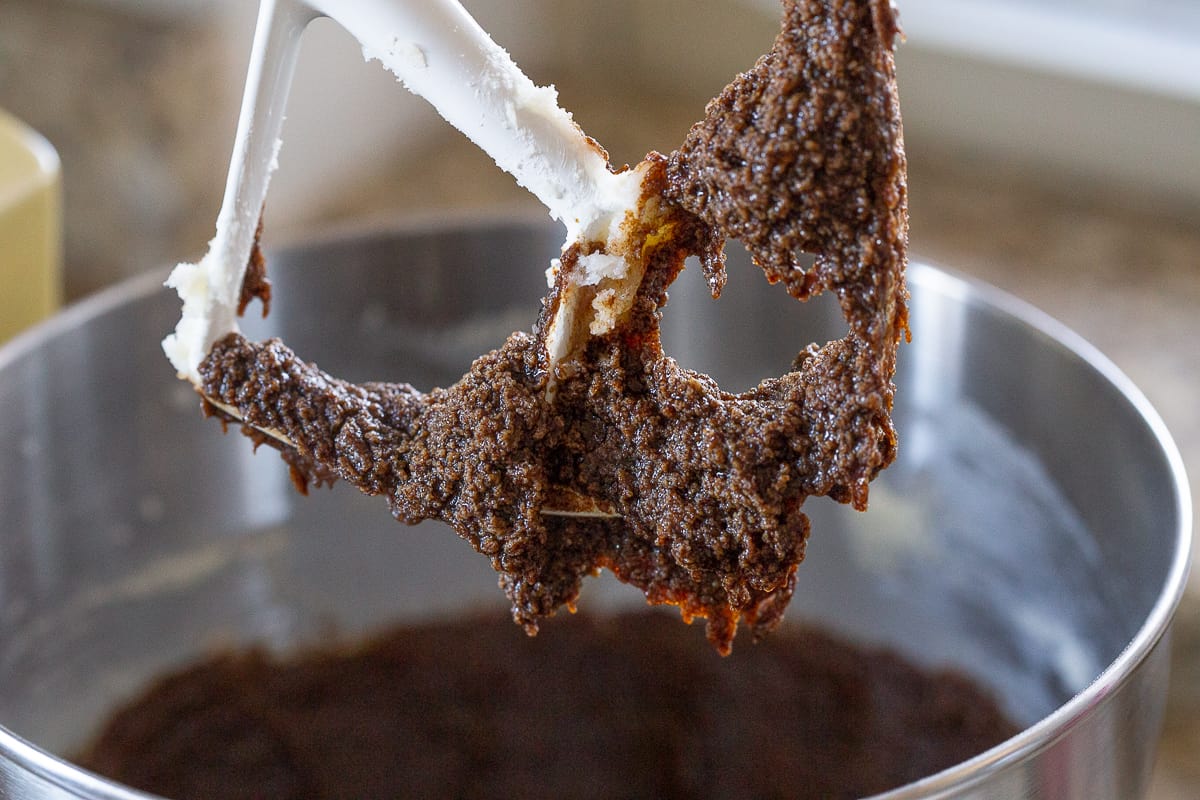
[0,0,1197,796]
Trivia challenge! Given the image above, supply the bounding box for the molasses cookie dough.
[198,0,908,654]
[78,611,1017,800]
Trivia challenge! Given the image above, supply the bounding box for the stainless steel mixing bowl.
[0,219,1191,799]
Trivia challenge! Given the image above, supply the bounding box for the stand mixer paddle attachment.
[165,0,909,653]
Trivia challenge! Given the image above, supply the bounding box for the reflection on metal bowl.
[0,219,1190,799]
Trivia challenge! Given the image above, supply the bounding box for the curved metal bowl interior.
[0,219,1190,799]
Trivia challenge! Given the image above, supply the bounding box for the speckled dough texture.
[198,0,908,653]
[77,611,1016,800]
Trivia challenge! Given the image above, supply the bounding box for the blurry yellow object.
[0,109,61,343]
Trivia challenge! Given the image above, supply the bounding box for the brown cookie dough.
[198,0,908,653]
[665,0,908,371]
[77,611,1017,800]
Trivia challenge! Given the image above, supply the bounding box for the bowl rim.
[0,216,1191,800]
[872,262,1192,799]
